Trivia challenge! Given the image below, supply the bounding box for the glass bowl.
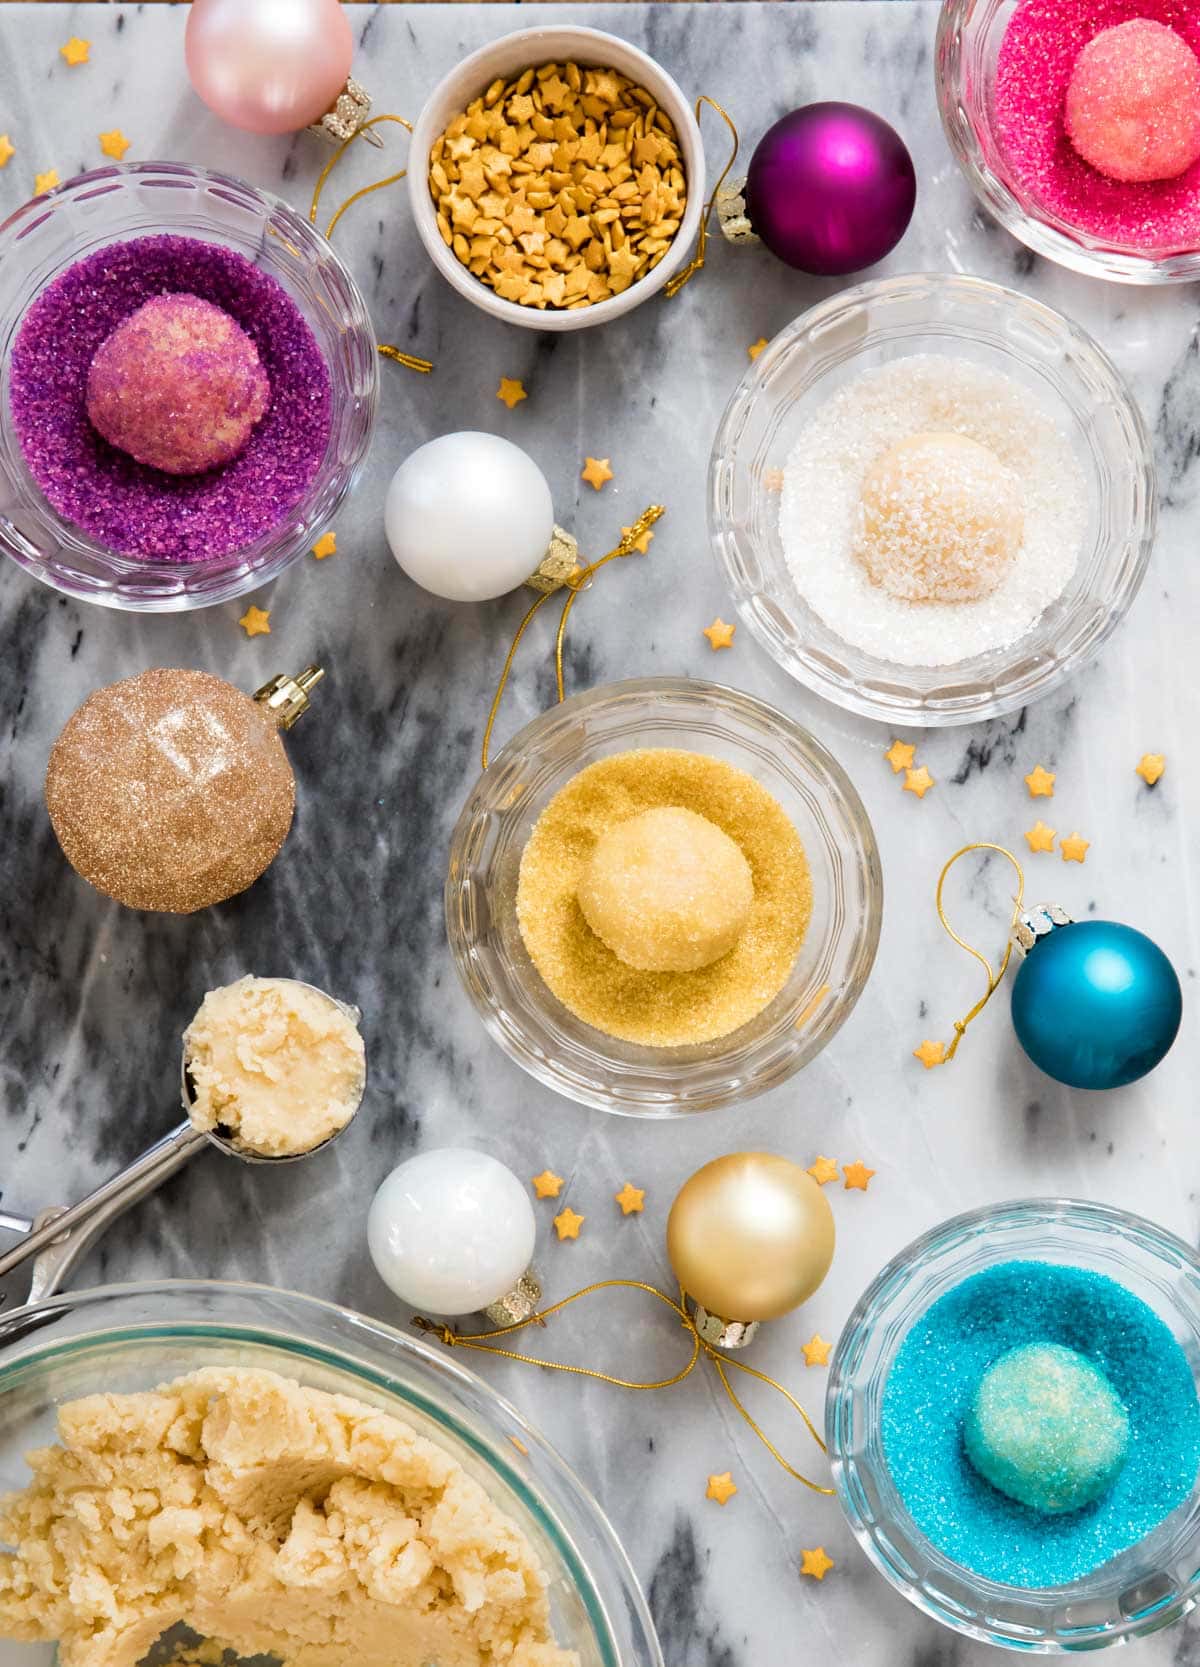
[708,273,1156,727]
[827,1199,1200,1652]
[936,0,1200,283]
[0,162,378,612]
[445,676,882,1117]
[0,1280,661,1667]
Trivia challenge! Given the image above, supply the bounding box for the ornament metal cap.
[482,1266,544,1328]
[1012,902,1075,958]
[307,77,383,147]
[524,526,581,595]
[690,1301,760,1351]
[716,175,760,246]
[254,665,325,730]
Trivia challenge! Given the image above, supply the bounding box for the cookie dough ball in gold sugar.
[429,61,686,310]
[517,750,811,1048]
[854,431,1024,603]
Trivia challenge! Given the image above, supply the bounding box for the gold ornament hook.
[932,842,1026,1061]
[254,665,324,731]
[664,96,740,299]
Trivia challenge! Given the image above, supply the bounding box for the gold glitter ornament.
[45,665,322,913]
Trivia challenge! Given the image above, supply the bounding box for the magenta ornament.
[744,102,916,277]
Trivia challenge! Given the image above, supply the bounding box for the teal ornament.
[1010,905,1182,1091]
[964,1342,1130,1515]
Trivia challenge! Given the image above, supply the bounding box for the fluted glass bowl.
[709,274,1156,726]
[827,1200,1200,1652]
[0,163,378,611]
[0,1281,661,1667]
[445,677,881,1117]
[936,0,1200,283]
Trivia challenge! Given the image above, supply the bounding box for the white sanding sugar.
[778,355,1087,668]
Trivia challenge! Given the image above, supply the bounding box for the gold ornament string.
[309,115,434,374]
[413,1276,833,1494]
[664,96,740,298]
[933,842,1026,1061]
[480,504,665,769]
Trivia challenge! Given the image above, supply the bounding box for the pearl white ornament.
[384,432,555,602]
[367,1148,536,1315]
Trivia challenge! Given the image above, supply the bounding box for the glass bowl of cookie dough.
[0,1280,662,1667]
[445,676,882,1117]
[709,272,1157,726]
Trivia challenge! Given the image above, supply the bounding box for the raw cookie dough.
[0,1368,578,1667]
[183,976,365,1158]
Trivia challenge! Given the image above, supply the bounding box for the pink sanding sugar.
[9,235,332,563]
[994,0,1200,253]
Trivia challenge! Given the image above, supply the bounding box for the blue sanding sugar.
[881,1260,1200,1588]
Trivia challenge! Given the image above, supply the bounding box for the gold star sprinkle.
[98,129,130,161]
[913,1039,946,1070]
[802,1334,832,1368]
[843,1161,875,1192]
[553,1207,585,1240]
[615,1182,645,1216]
[238,605,271,638]
[703,617,736,650]
[312,531,337,560]
[60,37,90,67]
[509,1435,529,1456]
[581,456,613,490]
[903,765,934,799]
[1025,764,1056,798]
[884,738,915,774]
[706,1472,738,1506]
[0,135,14,170]
[807,1155,840,1187]
[621,522,654,555]
[1137,753,1165,786]
[800,1547,834,1581]
[1060,831,1090,863]
[531,1170,564,1200]
[496,377,527,410]
[763,467,784,492]
[748,337,768,361]
[34,169,59,196]
[1024,819,1057,853]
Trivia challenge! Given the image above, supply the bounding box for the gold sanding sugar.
[516,749,812,1047]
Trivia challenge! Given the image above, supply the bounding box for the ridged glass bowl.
[0,163,378,611]
[827,1199,1200,1652]
[936,0,1200,283]
[0,1281,661,1667]
[445,676,881,1117]
[709,273,1156,726]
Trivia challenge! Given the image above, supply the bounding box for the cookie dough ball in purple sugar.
[85,292,271,475]
[1065,19,1200,185]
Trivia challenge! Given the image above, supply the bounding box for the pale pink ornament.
[184,0,354,135]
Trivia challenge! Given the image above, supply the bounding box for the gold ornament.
[45,665,322,914]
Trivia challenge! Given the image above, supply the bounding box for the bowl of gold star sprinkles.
[409,27,704,330]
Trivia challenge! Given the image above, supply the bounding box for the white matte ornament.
[384,432,555,602]
[367,1147,537,1315]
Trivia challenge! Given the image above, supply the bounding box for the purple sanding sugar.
[8,234,332,564]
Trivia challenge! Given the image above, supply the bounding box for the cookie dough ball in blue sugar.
[964,1342,1130,1515]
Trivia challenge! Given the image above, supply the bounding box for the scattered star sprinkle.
[802,1334,832,1368]
[34,169,59,196]
[1136,753,1165,786]
[843,1161,875,1192]
[621,522,654,555]
[1025,764,1056,798]
[553,1206,585,1240]
[531,1170,564,1200]
[581,455,613,490]
[312,531,337,560]
[509,1435,529,1456]
[60,37,90,67]
[884,738,915,774]
[748,337,768,361]
[614,1182,645,1215]
[0,135,14,170]
[703,617,736,650]
[807,1155,840,1187]
[238,605,271,638]
[763,466,784,492]
[98,129,130,161]
[913,1039,946,1070]
[903,764,934,799]
[800,1547,835,1581]
[1060,831,1090,863]
[706,1472,738,1505]
[1024,819,1057,854]
[496,377,527,410]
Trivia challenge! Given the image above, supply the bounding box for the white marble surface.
[1,5,1199,1664]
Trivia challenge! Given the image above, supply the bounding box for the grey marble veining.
[1,6,1199,1665]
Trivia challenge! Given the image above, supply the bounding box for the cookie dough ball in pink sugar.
[86,293,271,475]
[1065,19,1200,185]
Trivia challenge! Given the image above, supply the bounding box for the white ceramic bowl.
[408,26,704,332]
